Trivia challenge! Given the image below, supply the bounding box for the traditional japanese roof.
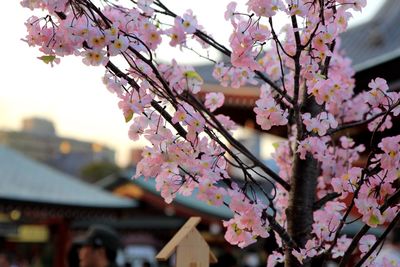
[0,145,137,208]
[341,0,400,72]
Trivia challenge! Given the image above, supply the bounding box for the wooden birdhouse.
[156,217,218,267]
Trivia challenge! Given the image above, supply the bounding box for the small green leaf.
[368,214,380,226]
[315,73,326,80]
[37,55,56,64]
[124,110,133,123]
[184,71,203,83]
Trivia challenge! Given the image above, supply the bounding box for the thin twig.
[354,211,400,267]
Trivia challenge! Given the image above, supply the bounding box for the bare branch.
[313,192,341,211]
[328,100,400,135]
[338,188,400,267]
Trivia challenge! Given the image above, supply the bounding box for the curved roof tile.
[0,146,137,208]
[339,0,400,71]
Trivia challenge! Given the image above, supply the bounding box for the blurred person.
[31,254,44,267]
[67,242,81,267]
[142,261,151,267]
[74,225,121,267]
[0,252,12,267]
[17,258,30,267]
[214,251,237,267]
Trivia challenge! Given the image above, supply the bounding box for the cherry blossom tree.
[21,0,400,266]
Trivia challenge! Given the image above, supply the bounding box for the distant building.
[0,117,115,176]
[0,145,136,267]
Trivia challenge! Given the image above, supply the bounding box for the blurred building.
[0,145,137,267]
[0,146,258,267]
[0,117,115,176]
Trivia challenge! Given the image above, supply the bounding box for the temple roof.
[341,0,400,71]
[0,145,137,208]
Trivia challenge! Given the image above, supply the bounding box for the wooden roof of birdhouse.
[156,217,218,264]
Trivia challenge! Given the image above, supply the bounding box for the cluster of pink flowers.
[204,92,225,112]
[302,112,338,136]
[212,62,258,88]
[254,85,288,130]
[159,60,204,94]
[224,188,270,248]
[22,0,400,265]
[21,0,68,13]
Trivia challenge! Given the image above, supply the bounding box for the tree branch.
[313,192,341,211]
[328,99,400,135]
[105,61,188,138]
[354,211,400,267]
[185,93,291,191]
[265,212,299,250]
[338,188,400,267]
[153,0,293,105]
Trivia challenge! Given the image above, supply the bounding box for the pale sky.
[0,1,383,166]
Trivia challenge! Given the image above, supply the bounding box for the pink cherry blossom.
[359,235,377,255]
[367,108,393,132]
[137,0,154,15]
[179,10,198,34]
[225,2,237,22]
[81,49,108,66]
[166,25,186,47]
[205,92,225,112]
[332,235,352,258]
[302,112,338,136]
[267,251,284,267]
[366,77,389,108]
[376,135,400,169]
[254,85,288,130]
[247,0,284,17]
[215,114,237,132]
[108,36,129,56]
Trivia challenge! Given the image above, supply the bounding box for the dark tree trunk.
[284,154,319,267]
[284,98,322,267]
